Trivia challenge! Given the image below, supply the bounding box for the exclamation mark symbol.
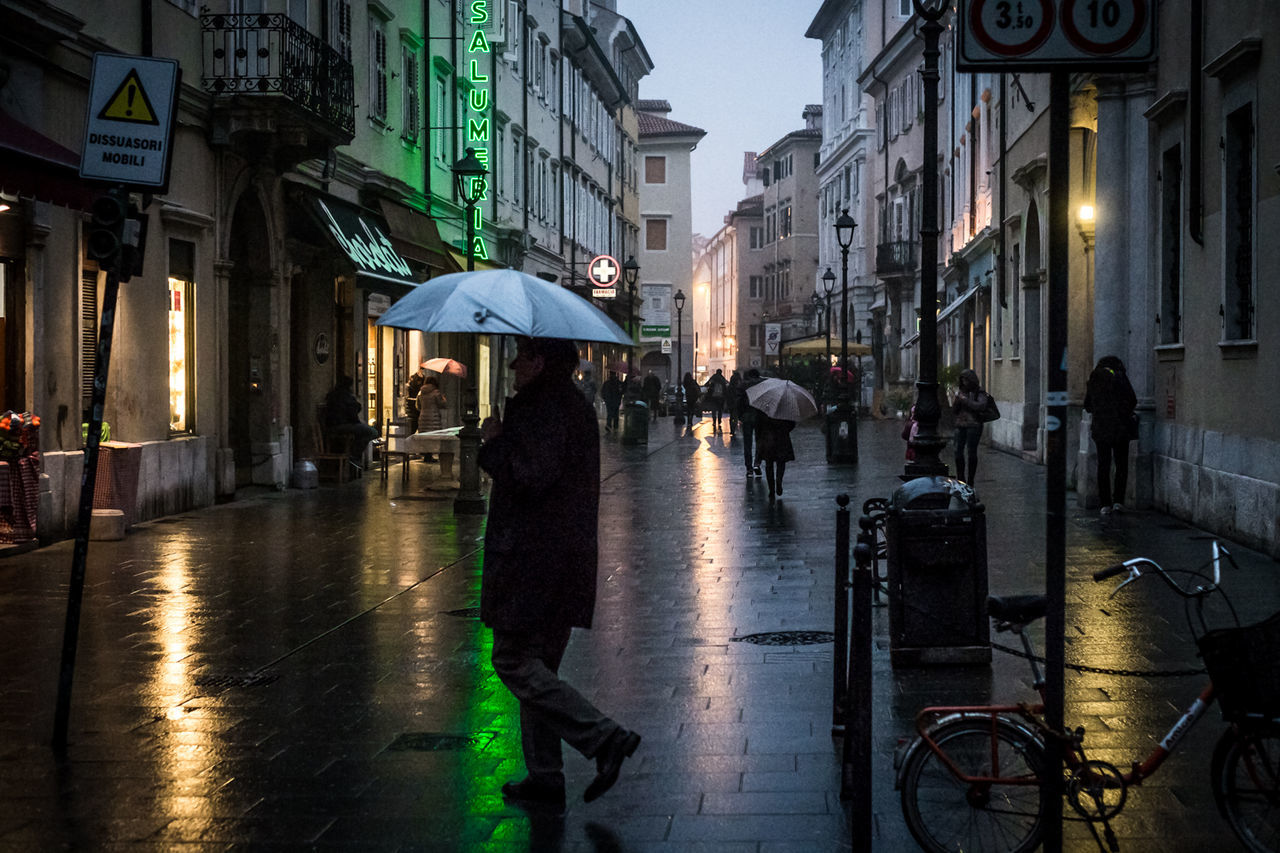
[126,83,136,117]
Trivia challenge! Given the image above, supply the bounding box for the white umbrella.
[420,357,467,378]
[376,268,631,345]
[746,378,819,421]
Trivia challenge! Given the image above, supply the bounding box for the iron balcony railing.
[201,13,354,137]
[876,241,918,276]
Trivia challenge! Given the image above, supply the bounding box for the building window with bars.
[368,15,389,126]
[401,41,421,144]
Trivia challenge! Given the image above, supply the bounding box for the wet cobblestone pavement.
[1,417,1276,851]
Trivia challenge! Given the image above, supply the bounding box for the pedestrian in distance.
[681,372,701,427]
[601,371,624,434]
[725,370,744,437]
[405,365,425,428]
[322,375,379,465]
[951,368,991,486]
[478,337,641,814]
[739,368,764,477]
[642,370,662,422]
[1084,354,1138,517]
[577,362,598,410]
[703,368,729,434]
[414,375,448,433]
[754,410,796,501]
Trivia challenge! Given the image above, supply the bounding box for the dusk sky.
[618,0,824,239]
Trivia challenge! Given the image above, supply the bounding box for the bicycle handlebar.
[1092,541,1232,599]
[1092,563,1128,582]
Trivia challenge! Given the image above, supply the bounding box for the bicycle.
[894,541,1280,852]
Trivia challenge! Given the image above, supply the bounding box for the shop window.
[168,240,195,434]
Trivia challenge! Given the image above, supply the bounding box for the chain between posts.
[990,640,1207,678]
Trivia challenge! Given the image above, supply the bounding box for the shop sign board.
[641,325,671,338]
[80,52,181,190]
[957,0,1155,71]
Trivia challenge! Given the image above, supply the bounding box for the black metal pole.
[53,267,121,751]
[825,294,832,369]
[842,524,873,851]
[1042,68,1071,853]
[839,247,849,396]
[676,306,683,423]
[833,494,850,732]
[454,196,485,514]
[905,2,948,478]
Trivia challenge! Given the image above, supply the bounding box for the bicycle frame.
[906,673,1220,793]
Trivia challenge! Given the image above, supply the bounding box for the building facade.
[636,99,704,385]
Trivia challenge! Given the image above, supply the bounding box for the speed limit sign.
[958,0,1155,69]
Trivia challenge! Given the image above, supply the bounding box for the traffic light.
[87,190,128,271]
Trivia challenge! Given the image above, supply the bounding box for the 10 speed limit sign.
[958,0,1155,69]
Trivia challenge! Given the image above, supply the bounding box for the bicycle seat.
[987,594,1047,625]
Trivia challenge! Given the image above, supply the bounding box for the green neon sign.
[466,1,491,261]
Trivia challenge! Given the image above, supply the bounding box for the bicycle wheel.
[1214,726,1280,853]
[901,716,1048,853]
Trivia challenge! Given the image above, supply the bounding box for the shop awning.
[446,248,503,273]
[299,189,420,295]
[937,285,982,323]
[375,199,460,277]
[0,110,96,209]
[782,336,872,356]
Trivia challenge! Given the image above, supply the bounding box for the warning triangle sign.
[98,69,159,125]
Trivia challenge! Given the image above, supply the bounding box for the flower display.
[0,411,40,460]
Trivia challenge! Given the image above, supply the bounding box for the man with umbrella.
[479,337,641,812]
[746,378,818,501]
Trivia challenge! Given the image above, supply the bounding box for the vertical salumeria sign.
[465,1,493,261]
[80,53,181,191]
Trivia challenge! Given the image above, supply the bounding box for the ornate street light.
[673,288,686,424]
[452,148,488,515]
[827,210,858,464]
[623,255,640,341]
[822,267,836,370]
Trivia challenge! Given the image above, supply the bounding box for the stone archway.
[640,350,672,385]
[227,190,276,487]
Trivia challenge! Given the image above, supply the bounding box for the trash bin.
[621,400,649,445]
[93,440,142,530]
[885,476,990,666]
[825,405,858,463]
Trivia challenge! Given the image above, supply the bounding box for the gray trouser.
[491,627,618,785]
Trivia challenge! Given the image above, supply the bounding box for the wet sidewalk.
[0,415,1276,851]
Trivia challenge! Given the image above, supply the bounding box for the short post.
[842,531,874,850]
[833,494,850,733]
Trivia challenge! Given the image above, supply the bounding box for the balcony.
[202,13,354,165]
[876,241,918,277]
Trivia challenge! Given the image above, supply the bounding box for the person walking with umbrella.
[479,337,641,812]
[745,378,818,500]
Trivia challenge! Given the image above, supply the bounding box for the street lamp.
[822,267,836,370]
[904,1,949,478]
[673,288,686,425]
[827,209,858,464]
[623,255,640,341]
[452,147,488,515]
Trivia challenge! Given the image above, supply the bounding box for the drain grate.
[443,607,482,619]
[731,630,835,646]
[387,732,496,752]
[193,672,278,690]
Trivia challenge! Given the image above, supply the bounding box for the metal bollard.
[833,494,850,733]
[841,531,874,851]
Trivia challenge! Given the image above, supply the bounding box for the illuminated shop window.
[168,239,195,433]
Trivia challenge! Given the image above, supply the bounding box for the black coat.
[1084,364,1137,445]
[478,372,600,632]
[754,413,796,462]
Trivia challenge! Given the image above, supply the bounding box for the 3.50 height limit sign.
[957,0,1156,70]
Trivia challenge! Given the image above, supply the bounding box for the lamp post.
[904,1,948,478]
[452,147,488,515]
[821,267,836,370]
[623,255,640,342]
[827,210,858,464]
[673,289,686,425]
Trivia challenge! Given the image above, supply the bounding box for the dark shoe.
[584,729,640,803]
[776,483,783,496]
[502,777,566,813]
[746,468,755,478]
[753,467,762,476]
